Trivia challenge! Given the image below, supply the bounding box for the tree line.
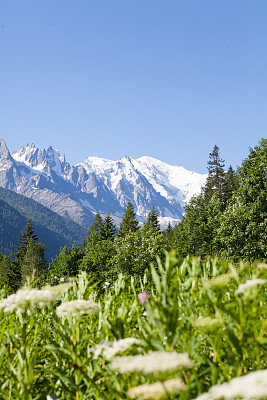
[0,138,266,291]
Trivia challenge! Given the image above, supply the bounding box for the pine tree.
[85,213,105,245]
[0,254,21,292]
[13,219,47,285]
[102,212,116,240]
[204,145,225,202]
[142,206,160,233]
[219,138,267,260]
[222,165,239,204]
[119,201,139,237]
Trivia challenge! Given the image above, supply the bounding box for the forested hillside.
[0,139,266,290]
[0,187,86,260]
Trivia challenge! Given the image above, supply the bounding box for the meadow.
[0,252,266,399]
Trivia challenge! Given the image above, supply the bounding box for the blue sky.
[1,1,266,173]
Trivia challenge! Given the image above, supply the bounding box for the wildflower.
[204,273,233,288]
[110,351,193,374]
[42,282,72,297]
[193,317,223,328]
[127,378,185,399]
[138,290,149,305]
[56,299,99,318]
[193,369,267,400]
[0,288,57,314]
[236,279,266,294]
[91,338,140,360]
[256,263,267,270]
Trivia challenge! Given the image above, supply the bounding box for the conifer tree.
[142,206,160,233]
[204,145,225,202]
[85,213,105,245]
[0,254,21,292]
[222,165,239,204]
[13,219,47,285]
[119,201,139,237]
[102,212,116,240]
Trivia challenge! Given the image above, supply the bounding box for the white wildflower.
[110,351,193,374]
[42,282,72,297]
[0,288,57,314]
[56,299,99,318]
[91,338,140,360]
[193,317,223,328]
[193,369,267,400]
[236,279,266,294]
[204,273,234,288]
[127,378,185,399]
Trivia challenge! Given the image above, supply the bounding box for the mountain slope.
[0,187,86,260]
[0,139,207,229]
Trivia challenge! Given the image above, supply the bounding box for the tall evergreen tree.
[219,138,267,260]
[0,253,21,292]
[204,145,225,202]
[142,206,160,233]
[13,219,47,285]
[222,165,239,205]
[102,212,117,240]
[85,213,105,245]
[119,201,139,237]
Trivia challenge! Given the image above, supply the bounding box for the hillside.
[0,187,86,261]
[0,139,207,229]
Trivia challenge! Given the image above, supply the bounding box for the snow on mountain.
[135,156,207,207]
[0,139,207,229]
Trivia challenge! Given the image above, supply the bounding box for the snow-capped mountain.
[0,139,207,229]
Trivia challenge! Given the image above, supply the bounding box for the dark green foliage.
[110,229,167,277]
[0,253,21,291]
[85,213,105,245]
[219,138,267,260]
[142,205,160,233]
[102,212,117,240]
[172,145,226,258]
[80,238,116,281]
[204,144,225,202]
[47,245,85,282]
[222,165,239,205]
[0,187,86,260]
[119,201,139,237]
[13,219,48,284]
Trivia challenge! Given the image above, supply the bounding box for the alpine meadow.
[0,139,266,399]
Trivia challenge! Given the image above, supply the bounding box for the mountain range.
[0,138,207,229]
[0,186,86,260]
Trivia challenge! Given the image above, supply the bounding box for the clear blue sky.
[1,1,266,173]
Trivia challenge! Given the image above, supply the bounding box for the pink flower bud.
[138,290,148,305]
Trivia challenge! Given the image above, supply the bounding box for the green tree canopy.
[102,212,117,240]
[13,219,47,285]
[219,138,267,260]
[204,145,225,202]
[85,213,105,245]
[119,201,139,237]
[142,205,160,234]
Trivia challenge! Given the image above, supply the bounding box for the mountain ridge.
[0,138,207,228]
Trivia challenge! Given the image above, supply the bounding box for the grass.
[0,252,266,399]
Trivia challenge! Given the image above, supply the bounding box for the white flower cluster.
[193,369,267,400]
[236,279,267,294]
[110,351,193,374]
[193,317,222,328]
[0,288,57,314]
[91,337,140,360]
[204,273,234,288]
[127,378,185,400]
[56,299,99,318]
